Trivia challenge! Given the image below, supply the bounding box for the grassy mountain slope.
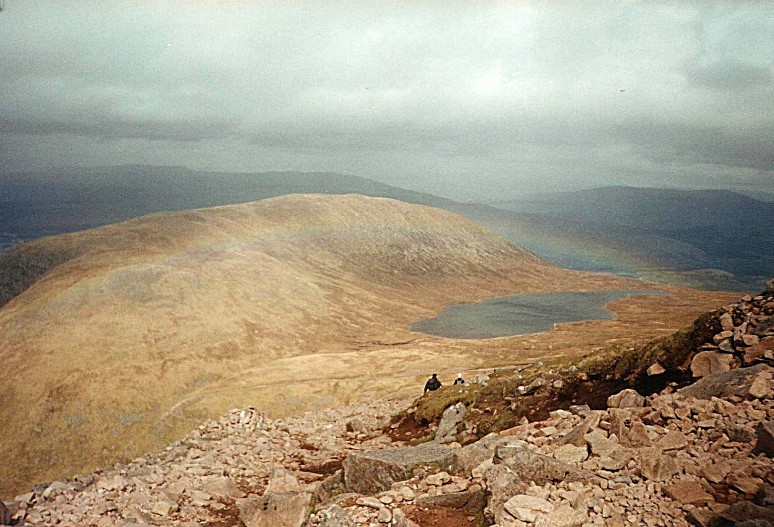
[5,193,692,497]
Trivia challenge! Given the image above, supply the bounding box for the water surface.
[411,290,662,339]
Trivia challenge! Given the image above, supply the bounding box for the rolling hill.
[0,166,456,253]
[2,167,770,291]
[0,194,735,497]
[0,194,617,496]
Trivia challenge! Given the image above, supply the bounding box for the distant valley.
[2,166,771,291]
[488,186,774,291]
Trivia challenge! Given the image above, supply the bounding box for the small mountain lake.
[411,290,663,339]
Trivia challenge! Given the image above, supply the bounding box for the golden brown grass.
[0,194,738,497]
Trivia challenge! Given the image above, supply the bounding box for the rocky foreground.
[2,288,773,527]
[0,365,771,527]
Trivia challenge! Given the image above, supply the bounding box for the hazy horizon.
[1,1,772,201]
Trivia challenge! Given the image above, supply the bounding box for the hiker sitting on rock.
[454,373,465,385]
[424,373,442,392]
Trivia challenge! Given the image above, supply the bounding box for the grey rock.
[568,404,591,415]
[200,475,245,499]
[238,491,313,527]
[434,403,467,443]
[690,351,735,378]
[416,487,486,513]
[267,465,304,494]
[0,501,11,526]
[391,508,421,527]
[753,421,774,457]
[518,377,547,396]
[345,418,368,435]
[504,494,553,522]
[494,444,597,485]
[342,443,454,494]
[483,464,528,525]
[316,504,355,527]
[534,505,588,527]
[679,364,773,399]
[152,499,179,517]
[452,434,520,476]
[607,389,645,409]
[557,412,601,447]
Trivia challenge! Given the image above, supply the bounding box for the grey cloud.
[0,1,772,200]
[686,60,772,91]
[0,117,238,142]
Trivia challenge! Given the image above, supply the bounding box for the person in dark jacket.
[424,373,442,392]
[454,373,465,385]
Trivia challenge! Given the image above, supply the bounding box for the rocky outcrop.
[6,289,774,527]
[7,364,774,527]
[690,290,774,377]
[2,398,404,527]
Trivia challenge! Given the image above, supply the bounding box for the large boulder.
[483,464,528,525]
[343,443,454,495]
[493,444,596,486]
[238,467,313,527]
[452,434,523,476]
[690,351,735,378]
[753,421,774,457]
[716,500,774,525]
[679,364,773,399]
[607,389,645,409]
[663,480,713,506]
[638,448,678,482]
[435,403,467,443]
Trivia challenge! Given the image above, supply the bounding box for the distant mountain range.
[487,186,774,291]
[0,166,455,252]
[1,167,771,291]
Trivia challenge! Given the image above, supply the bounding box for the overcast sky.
[1,1,772,201]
